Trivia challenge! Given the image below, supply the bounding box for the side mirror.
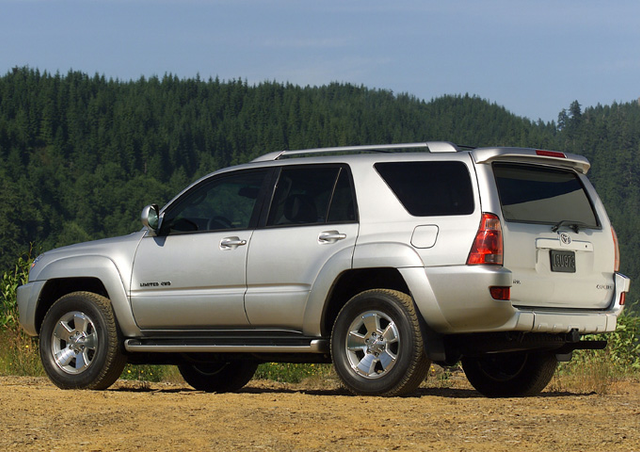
[141,204,161,233]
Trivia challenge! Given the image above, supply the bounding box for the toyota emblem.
[559,233,572,245]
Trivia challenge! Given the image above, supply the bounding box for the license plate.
[550,250,576,273]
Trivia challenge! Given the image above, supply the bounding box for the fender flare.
[303,242,437,336]
[352,242,424,269]
[37,255,141,337]
[302,246,356,336]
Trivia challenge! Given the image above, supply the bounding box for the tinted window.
[493,163,598,227]
[267,166,356,226]
[161,170,267,235]
[375,161,474,216]
[327,169,357,223]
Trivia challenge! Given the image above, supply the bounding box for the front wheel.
[178,360,258,392]
[462,352,558,397]
[331,289,431,396]
[39,292,127,390]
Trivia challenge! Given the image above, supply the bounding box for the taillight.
[467,213,503,265]
[490,286,510,300]
[536,150,567,158]
[611,226,620,272]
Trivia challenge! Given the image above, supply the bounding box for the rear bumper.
[511,306,620,334]
[404,266,630,335]
[512,272,630,334]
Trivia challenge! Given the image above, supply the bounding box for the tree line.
[0,67,638,309]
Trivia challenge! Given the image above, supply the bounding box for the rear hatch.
[487,154,617,310]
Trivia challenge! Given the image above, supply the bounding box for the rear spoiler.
[472,148,591,174]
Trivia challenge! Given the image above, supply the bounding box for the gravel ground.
[0,375,638,451]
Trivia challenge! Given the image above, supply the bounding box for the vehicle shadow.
[111,383,583,399]
[111,385,477,397]
[246,386,584,398]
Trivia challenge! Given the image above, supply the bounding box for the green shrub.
[0,251,42,377]
[1,251,33,329]
[254,362,334,383]
[121,364,167,383]
[551,312,640,393]
[606,313,640,372]
[573,312,640,374]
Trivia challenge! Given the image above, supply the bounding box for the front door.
[130,169,269,329]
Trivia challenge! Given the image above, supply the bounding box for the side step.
[124,337,329,354]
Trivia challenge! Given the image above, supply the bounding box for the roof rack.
[252,141,460,162]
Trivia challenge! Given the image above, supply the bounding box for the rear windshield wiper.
[551,220,590,233]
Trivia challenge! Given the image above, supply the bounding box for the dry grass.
[0,328,44,377]
[548,350,635,395]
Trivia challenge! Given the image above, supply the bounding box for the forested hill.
[0,67,638,308]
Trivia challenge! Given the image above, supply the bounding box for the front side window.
[493,163,599,227]
[161,170,268,235]
[266,166,356,226]
[375,161,475,216]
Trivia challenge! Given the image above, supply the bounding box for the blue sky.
[1,0,638,122]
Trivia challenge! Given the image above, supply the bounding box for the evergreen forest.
[0,67,638,310]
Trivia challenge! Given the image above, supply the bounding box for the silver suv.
[18,142,630,397]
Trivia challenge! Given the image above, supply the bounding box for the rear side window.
[493,163,599,227]
[375,161,474,216]
[266,165,357,226]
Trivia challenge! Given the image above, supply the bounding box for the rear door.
[245,164,359,329]
[493,162,616,309]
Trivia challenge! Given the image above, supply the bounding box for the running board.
[124,338,329,354]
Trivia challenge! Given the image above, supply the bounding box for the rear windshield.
[375,161,474,216]
[493,163,599,228]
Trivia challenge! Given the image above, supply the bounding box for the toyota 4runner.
[18,142,630,397]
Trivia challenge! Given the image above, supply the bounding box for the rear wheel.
[462,352,557,397]
[39,292,127,390]
[178,360,258,392]
[331,289,430,396]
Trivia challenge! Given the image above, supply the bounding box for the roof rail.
[252,141,460,162]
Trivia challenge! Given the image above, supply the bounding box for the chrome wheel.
[40,292,126,390]
[331,289,431,396]
[346,310,400,379]
[51,311,98,374]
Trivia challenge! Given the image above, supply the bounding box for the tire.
[178,360,258,392]
[330,289,431,396]
[462,352,558,397]
[39,291,127,390]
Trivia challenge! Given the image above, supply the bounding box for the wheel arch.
[320,267,410,337]
[35,277,108,334]
[303,241,426,337]
[32,255,140,337]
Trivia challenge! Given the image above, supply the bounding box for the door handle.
[318,231,347,243]
[220,237,247,250]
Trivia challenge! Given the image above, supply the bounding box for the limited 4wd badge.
[139,281,172,287]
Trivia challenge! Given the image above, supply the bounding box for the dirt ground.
[0,375,638,452]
